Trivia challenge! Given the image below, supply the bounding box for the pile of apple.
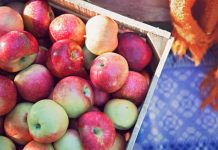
[0,0,152,150]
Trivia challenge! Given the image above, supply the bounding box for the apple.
[90,52,129,93]
[23,141,54,150]
[0,136,16,150]
[85,15,118,55]
[46,39,84,78]
[83,45,96,70]
[110,133,126,150]
[23,0,54,38]
[117,32,152,71]
[112,71,149,105]
[52,76,94,118]
[49,14,85,45]
[54,129,83,150]
[89,81,110,107]
[89,106,101,112]
[4,102,33,145]
[104,99,138,130]
[0,6,23,37]
[6,2,25,15]
[34,46,49,65]
[27,100,69,143]
[141,70,150,86]
[78,111,116,150]
[0,31,39,72]
[14,64,53,102]
[0,117,4,134]
[0,75,17,116]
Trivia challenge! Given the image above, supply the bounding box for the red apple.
[0,75,17,116]
[34,46,49,65]
[78,111,116,150]
[49,14,85,45]
[112,71,149,105]
[23,0,54,38]
[4,102,33,145]
[0,117,4,134]
[23,141,54,150]
[90,81,110,107]
[90,52,129,93]
[14,64,53,102]
[52,76,94,118]
[0,31,39,72]
[141,70,151,86]
[0,6,24,37]
[89,106,100,112]
[47,39,84,78]
[6,2,25,15]
[117,32,152,71]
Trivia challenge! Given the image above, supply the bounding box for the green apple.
[4,102,33,145]
[54,129,83,150]
[27,99,69,143]
[110,133,126,150]
[0,136,16,150]
[104,99,138,130]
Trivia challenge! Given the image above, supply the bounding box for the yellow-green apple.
[46,39,84,78]
[78,111,116,150]
[0,136,16,150]
[0,6,24,37]
[0,75,17,116]
[23,0,54,38]
[27,100,69,143]
[104,99,138,130]
[34,46,49,65]
[0,31,39,72]
[14,64,53,102]
[23,141,54,150]
[112,71,149,105]
[110,133,126,150]
[54,129,83,150]
[85,15,118,55]
[49,14,85,45]
[117,32,152,71]
[0,117,4,134]
[90,52,128,93]
[83,45,96,70]
[89,81,110,107]
[4,102,33,145]
[6,2,25,15]
[52,76,94,118]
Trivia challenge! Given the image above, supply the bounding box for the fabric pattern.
[134,48,218,150]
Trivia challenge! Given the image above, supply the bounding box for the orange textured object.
[170,0,218,110]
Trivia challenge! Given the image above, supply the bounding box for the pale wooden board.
[89,0,171,22]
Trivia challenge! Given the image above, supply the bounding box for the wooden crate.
[47,1,174,149]
[1,0,174,149]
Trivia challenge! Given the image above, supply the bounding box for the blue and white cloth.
[134,48,218,150]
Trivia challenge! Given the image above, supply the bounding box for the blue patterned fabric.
[134,48,218,150]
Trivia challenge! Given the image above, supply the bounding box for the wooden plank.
[89,0,171,22]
